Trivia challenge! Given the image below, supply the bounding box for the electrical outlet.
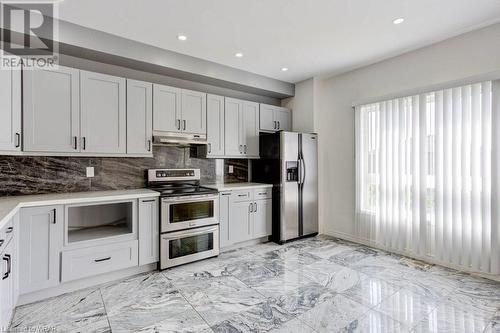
[86,167,95,178]
[228,165,234,174]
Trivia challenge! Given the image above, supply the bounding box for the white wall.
[314,22,500,238]
[282,78,317,133]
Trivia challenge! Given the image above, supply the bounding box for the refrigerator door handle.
[297,158,302,185]
[300,157,306,185]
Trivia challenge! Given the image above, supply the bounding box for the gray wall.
[312,22,500,237]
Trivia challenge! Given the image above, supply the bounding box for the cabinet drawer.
[0,218,14,252]
[231,190,252,202]
[253,187,272,200]
[61,240,138,282]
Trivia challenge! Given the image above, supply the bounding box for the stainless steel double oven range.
[148,169,219,270]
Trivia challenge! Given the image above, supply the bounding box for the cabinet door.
[259,104,275,132]
[153,84,181,134]
[219,192,231,248]
[224,98,243,156]
[23,66,80,152]
[127,79,153,155]
[80,71,126,154]
[138,198,159,265]
[275,107,291,131]
[229,200,252,244]
[253,199,272,238]
[206,94,225,157]
[242,101,259,157]
[181,89,206,135]
[19,206,63,294]
[0,59,21,152]
[0,240,14,328]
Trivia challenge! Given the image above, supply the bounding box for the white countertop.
[203,182,273,191]
[0,189,159,229]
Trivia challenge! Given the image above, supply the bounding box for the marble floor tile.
[411,301,494,333]
[101,272,194,332]
[134,308,212,333]
[210,300,294,333]
[340,309,411,333]
[10,287,110,333]
[299,294,370,333]
[10,236,500,333]
[219,257,286,286]
[268,318,317,333]
[178,275,268,326]
[444,275,500,316]
[298,259,367,293]
[342,276,401,309]
[375,288,440,328]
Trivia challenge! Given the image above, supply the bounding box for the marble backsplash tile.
[0,146,219,196]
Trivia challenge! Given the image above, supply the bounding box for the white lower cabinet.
[0,228,16,329]
[19,206,63,294]
[138,198,159,265]
[253,199,272,238]
[220,187,272,248]
[61,240,138,282]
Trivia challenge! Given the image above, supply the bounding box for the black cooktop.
[148,183,218,198]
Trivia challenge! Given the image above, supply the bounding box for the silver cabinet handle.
[273,121,276,129]
[278,121,280,129]
[244,145,247,154]
[15,133,21,148]
[82,137,86,150]
[73,136,78,150]
[5,227,13,234]
[147,139,152,152]
[249,203,253,213]
[239,144,243,154]
[254,202,257,212]
[208,143,211,154]
[183,120,186,130]
[177,119,181,130]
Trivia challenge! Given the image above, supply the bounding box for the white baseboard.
[322,231,500,283]
[18,263,157,306]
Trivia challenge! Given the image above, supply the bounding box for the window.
[355,80,499,274]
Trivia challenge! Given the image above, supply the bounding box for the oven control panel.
[148,169,200,181]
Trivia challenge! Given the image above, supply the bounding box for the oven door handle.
[161,225,218,239]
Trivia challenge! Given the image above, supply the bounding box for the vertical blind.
[355,80,500,274]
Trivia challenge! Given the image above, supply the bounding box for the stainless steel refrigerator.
[252,131,318,243]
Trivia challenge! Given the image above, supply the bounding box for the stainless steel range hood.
[153,131,207,147]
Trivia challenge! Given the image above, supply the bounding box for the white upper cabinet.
[259,104,291,132]
[153,84,181,134]
[153,85,207,136]
[127,79,153,155]
[224,97,243,156]
[223,97,260,158]
[0,59,21,152]
[80,71,126,154]
[181,89,206,135]
[23,66,80,153]
[242,101,259,157]
[275,107,291,131]
[206,94,225,157]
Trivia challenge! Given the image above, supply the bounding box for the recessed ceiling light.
[281,67,288,72]
[235,52,243,58]
[393,18,405,25]
[177,35,187,41]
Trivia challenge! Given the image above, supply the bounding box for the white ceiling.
[57,0,500,83]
